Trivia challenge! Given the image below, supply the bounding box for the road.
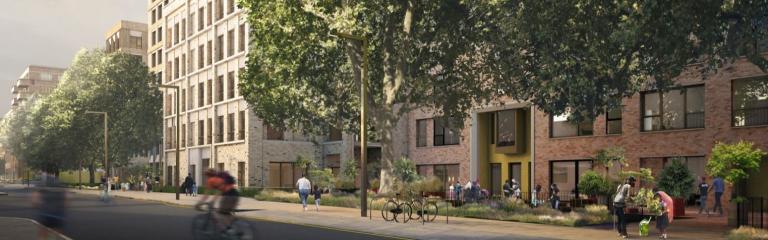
[0,185,398,240]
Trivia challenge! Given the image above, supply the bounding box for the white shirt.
[297,177,311,190]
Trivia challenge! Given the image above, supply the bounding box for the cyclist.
[195,169,240,232]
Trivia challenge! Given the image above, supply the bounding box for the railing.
[738,197,766,229]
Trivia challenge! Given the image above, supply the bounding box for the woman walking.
[613,176,636,239]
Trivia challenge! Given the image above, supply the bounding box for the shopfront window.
[550,160,592,199]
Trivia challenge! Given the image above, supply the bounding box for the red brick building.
[533,59,768,218]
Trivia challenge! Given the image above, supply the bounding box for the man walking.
[698,177,710,215]
[296,174,312,211]
[613,176,636,239]
[183,174,193,196]
[712,176,725,216]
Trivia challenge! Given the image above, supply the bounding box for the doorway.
[490,163,501,196]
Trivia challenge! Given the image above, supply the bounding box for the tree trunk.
[377,114,397,193]
[88,161,95,184]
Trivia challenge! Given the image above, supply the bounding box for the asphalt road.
[0,185,398,240]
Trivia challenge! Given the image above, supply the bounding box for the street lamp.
[332,31,369,217]
[158,84,181,200]
[85,111,108,196]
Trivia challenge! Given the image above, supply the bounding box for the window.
[181,89,186,111]
[228,0,235,14]
[181,123,186,147]
[733,77,768,126]
[238,110,246,140]
[237,162,245,187]
[158,49,162,62]
[433,117,460,146]
[416,119,427,147]
[216,0,224,20]
[265,124,283,140]
[189,85,195,109]
[198,7,204,31]
[206,40,212,65]
[216,116,224,143]
[268,162,301,188]
[238,24,245,52]
[606,107,622,134]
[181,19,186,40]
[216,75,224,102]
[189,13,195,35]
[550,110,593,137]
[328,127,342,141]
[216,35,223,61]
[173,57,179,79]
[189,50,195,72]
[207,2,212,26]
[198,45,204,69]
[227,113,235,141]
[198,120,204,145]
[151,52,156,67]
[130,36,142,48]
[640,156,706,190]
[181,54,186,76]
[227,71,235,99]
[158,27,163,42]
[198,82,204,107]
[152,9,157,24]
[173,23,179,44]
[207,118,212,144]
[496,110,516,147]
[416,164,460,191]
[550,160,593,200]
[641,85,704,131]
[206,79,212,105]
[227,29,234,57]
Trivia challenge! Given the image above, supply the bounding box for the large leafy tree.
[1,50,162,181]
[239,0,506,192]
[492,0,768,120]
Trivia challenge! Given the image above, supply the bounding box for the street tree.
[239,0,508,192]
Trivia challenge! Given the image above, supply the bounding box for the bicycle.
[381,193,413,223]
[408,196,438,222]
[192,202,258,240]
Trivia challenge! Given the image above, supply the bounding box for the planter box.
[673,198,686,217]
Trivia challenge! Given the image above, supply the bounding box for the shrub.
[728,226,768,240]
[657,158,695,198]
[578,171,612,197]
[708,141,766,184]
[309,168,335,190]
[393,157,421,183]
[369,178,380,191]
[415,176,444,193]
[335,176,356,190]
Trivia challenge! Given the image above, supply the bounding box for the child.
[655,188,672,239]
[312,185,321,211]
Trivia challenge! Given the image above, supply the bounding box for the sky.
[0,0,147,115]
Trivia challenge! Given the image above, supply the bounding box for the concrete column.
[470,111,479,181]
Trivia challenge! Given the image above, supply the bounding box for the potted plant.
[706,141,766,225]
[657,158,695,217]
[578,170,612,205]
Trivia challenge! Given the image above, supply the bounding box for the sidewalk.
[71,189,614,240]
[70,189,726,240]
[0,217,71,240]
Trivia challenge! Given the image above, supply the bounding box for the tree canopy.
[1,50,162,175]
[238,0,767,191]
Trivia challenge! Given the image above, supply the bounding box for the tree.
[239,0,507,192]
[0,49,162,180]
[492,0,768,121]
[707,141,766,202]
[657,158,696,198]
[593,146,626,179]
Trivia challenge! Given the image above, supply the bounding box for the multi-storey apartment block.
[105,20,148,63]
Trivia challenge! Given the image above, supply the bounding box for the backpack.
[217,172,236,185]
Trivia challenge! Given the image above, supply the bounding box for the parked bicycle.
[381,193,413,223]
[409,197,439,222]
[192,202,258,240]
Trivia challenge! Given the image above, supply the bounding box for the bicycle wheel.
[191,214,216,240]
[423,202,438,222]
[229,219,258,240]
[409,200,423,221]
[399,202,413,223]
[381,199,399,222]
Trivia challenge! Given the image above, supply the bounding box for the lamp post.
[158,84,180,200]
[332,31,369,217]
[85,111,108,196]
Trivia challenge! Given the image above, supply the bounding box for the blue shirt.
[713,177,725,193]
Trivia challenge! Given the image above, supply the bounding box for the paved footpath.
[0,217,70,240]
[72,189,620,240]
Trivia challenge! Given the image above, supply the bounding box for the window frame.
[605,106,623,135]
[640,84,705,132]
[416,119,428,147]
[732,76,768,127]
[433,116,461,146]
[549,112,593,138]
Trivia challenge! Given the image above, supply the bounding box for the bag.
[217,172,236,185]
[639,217,652,237]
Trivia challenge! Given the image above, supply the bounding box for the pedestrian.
[100,175,109,202]
[698,176,710,215]
[183,174,193,196]
[712,176,725,216]
[511,179,521,199]
[191,179,198,197]
[549,183,560,210]
[312,185,322,211]
[296,174,312,211]
[464,180,473,202]
[655,188,674,239]
[453,180,462,202]
[532,184,542,207]
[503,179,512,198]
[613,176,636,239]
[146,176,153,193]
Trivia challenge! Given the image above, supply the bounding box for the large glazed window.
[550,110,593,138]
[642,85,704,131]
[733,77,768,127]
[496,110,516,146]
[416,119,428,147]
[434,117,461,146]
